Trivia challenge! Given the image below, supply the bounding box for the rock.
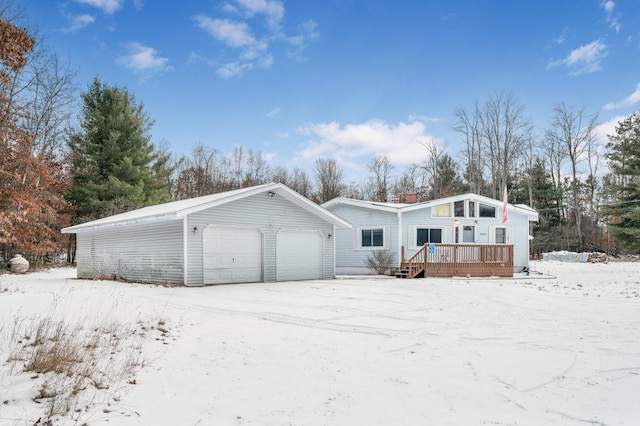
[8,254,29,274]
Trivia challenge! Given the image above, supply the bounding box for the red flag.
[502,186,508,224]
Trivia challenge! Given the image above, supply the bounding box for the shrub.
[366,249,395,275]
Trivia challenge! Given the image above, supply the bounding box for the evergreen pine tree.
[66,77,171,222]
[605,112,640,252]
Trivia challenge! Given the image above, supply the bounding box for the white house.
[322,193,538,276]
[62,183,351,286]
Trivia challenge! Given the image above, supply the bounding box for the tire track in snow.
[523,353,578,393]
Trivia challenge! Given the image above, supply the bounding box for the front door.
[463,225,475,243]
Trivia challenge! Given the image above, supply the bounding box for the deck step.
[395,268,411,279]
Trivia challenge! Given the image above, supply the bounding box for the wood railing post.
[423,244,427,273]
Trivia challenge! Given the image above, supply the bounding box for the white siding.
[329,198,533,275]
[75,220,184,284]
[403,206,529,271]
[185,193,334,286]
[328,204,399,274]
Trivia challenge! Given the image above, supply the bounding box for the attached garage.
[62,183,351,286]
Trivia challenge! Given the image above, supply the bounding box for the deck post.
[423,244,428,273]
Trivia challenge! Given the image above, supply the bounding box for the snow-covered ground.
[1,259,639,425]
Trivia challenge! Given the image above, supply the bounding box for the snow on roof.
[63,183,351,233]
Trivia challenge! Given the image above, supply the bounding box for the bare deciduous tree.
[367,155,394,202]
[313,157,344,203]
[417,139,447,199]
[391,164,428,202]
[479,90,532,199]
[546,103,598,251]
[453,102,485,194]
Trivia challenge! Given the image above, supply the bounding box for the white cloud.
[117,42,169,73]
[195,16,255,47]
[75,0,122,14]
[65,14,95,32]
[196,1,317,78]
[195,14,275,77]
[604,83,640,110]
[296,119,443,171]
[267,107,281,118]
[217,61,253,78]
[408,114,441,123]
[552,28,568,45]
[595,115,625,141]
[285,20,320,59]
[602,0,621,32]
[547,40,607,75]
[234,0,284,29]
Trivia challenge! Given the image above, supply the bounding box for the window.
[479,203,496,218]
[469,201,475,217]
[434,203,451,217]
[454,201,465,217]
[416,228,442,246]
[361,228,384,247]
[495,227,506,244]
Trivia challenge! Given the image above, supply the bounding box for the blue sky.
[21,0,640,181]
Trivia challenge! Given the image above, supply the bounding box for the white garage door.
[203,226,262,284]
[276,230,323,281]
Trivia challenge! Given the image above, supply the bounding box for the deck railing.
[401,244,514,278]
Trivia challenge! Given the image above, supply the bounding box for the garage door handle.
[232,257,235,263]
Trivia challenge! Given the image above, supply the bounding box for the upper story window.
[454,201,465,217]
[434,203,451,217]
[469,201,475,217]
[479,203,496,218]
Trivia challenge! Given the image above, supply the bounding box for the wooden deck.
[397,244,514,278]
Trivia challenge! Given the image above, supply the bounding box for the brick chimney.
[406,193,417,203]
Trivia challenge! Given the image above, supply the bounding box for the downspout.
[332,224,336,278]
[397,210,403,267]
[183,216,189,285]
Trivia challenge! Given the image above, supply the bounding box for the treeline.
[1,5,639,267]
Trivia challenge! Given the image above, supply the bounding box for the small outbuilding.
[62,183,351,286]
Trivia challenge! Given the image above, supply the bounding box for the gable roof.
[323,192,539,221]
[63,183,351,233]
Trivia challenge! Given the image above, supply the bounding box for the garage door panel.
[277,230,323,281]
[203,226,262,284]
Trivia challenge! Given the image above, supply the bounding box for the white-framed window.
[356,226,389,249]
[454,200,465,217]
[433,203,451,217]
[435,200,482,218]
[416,227,443,246]
[489,226,511,244]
